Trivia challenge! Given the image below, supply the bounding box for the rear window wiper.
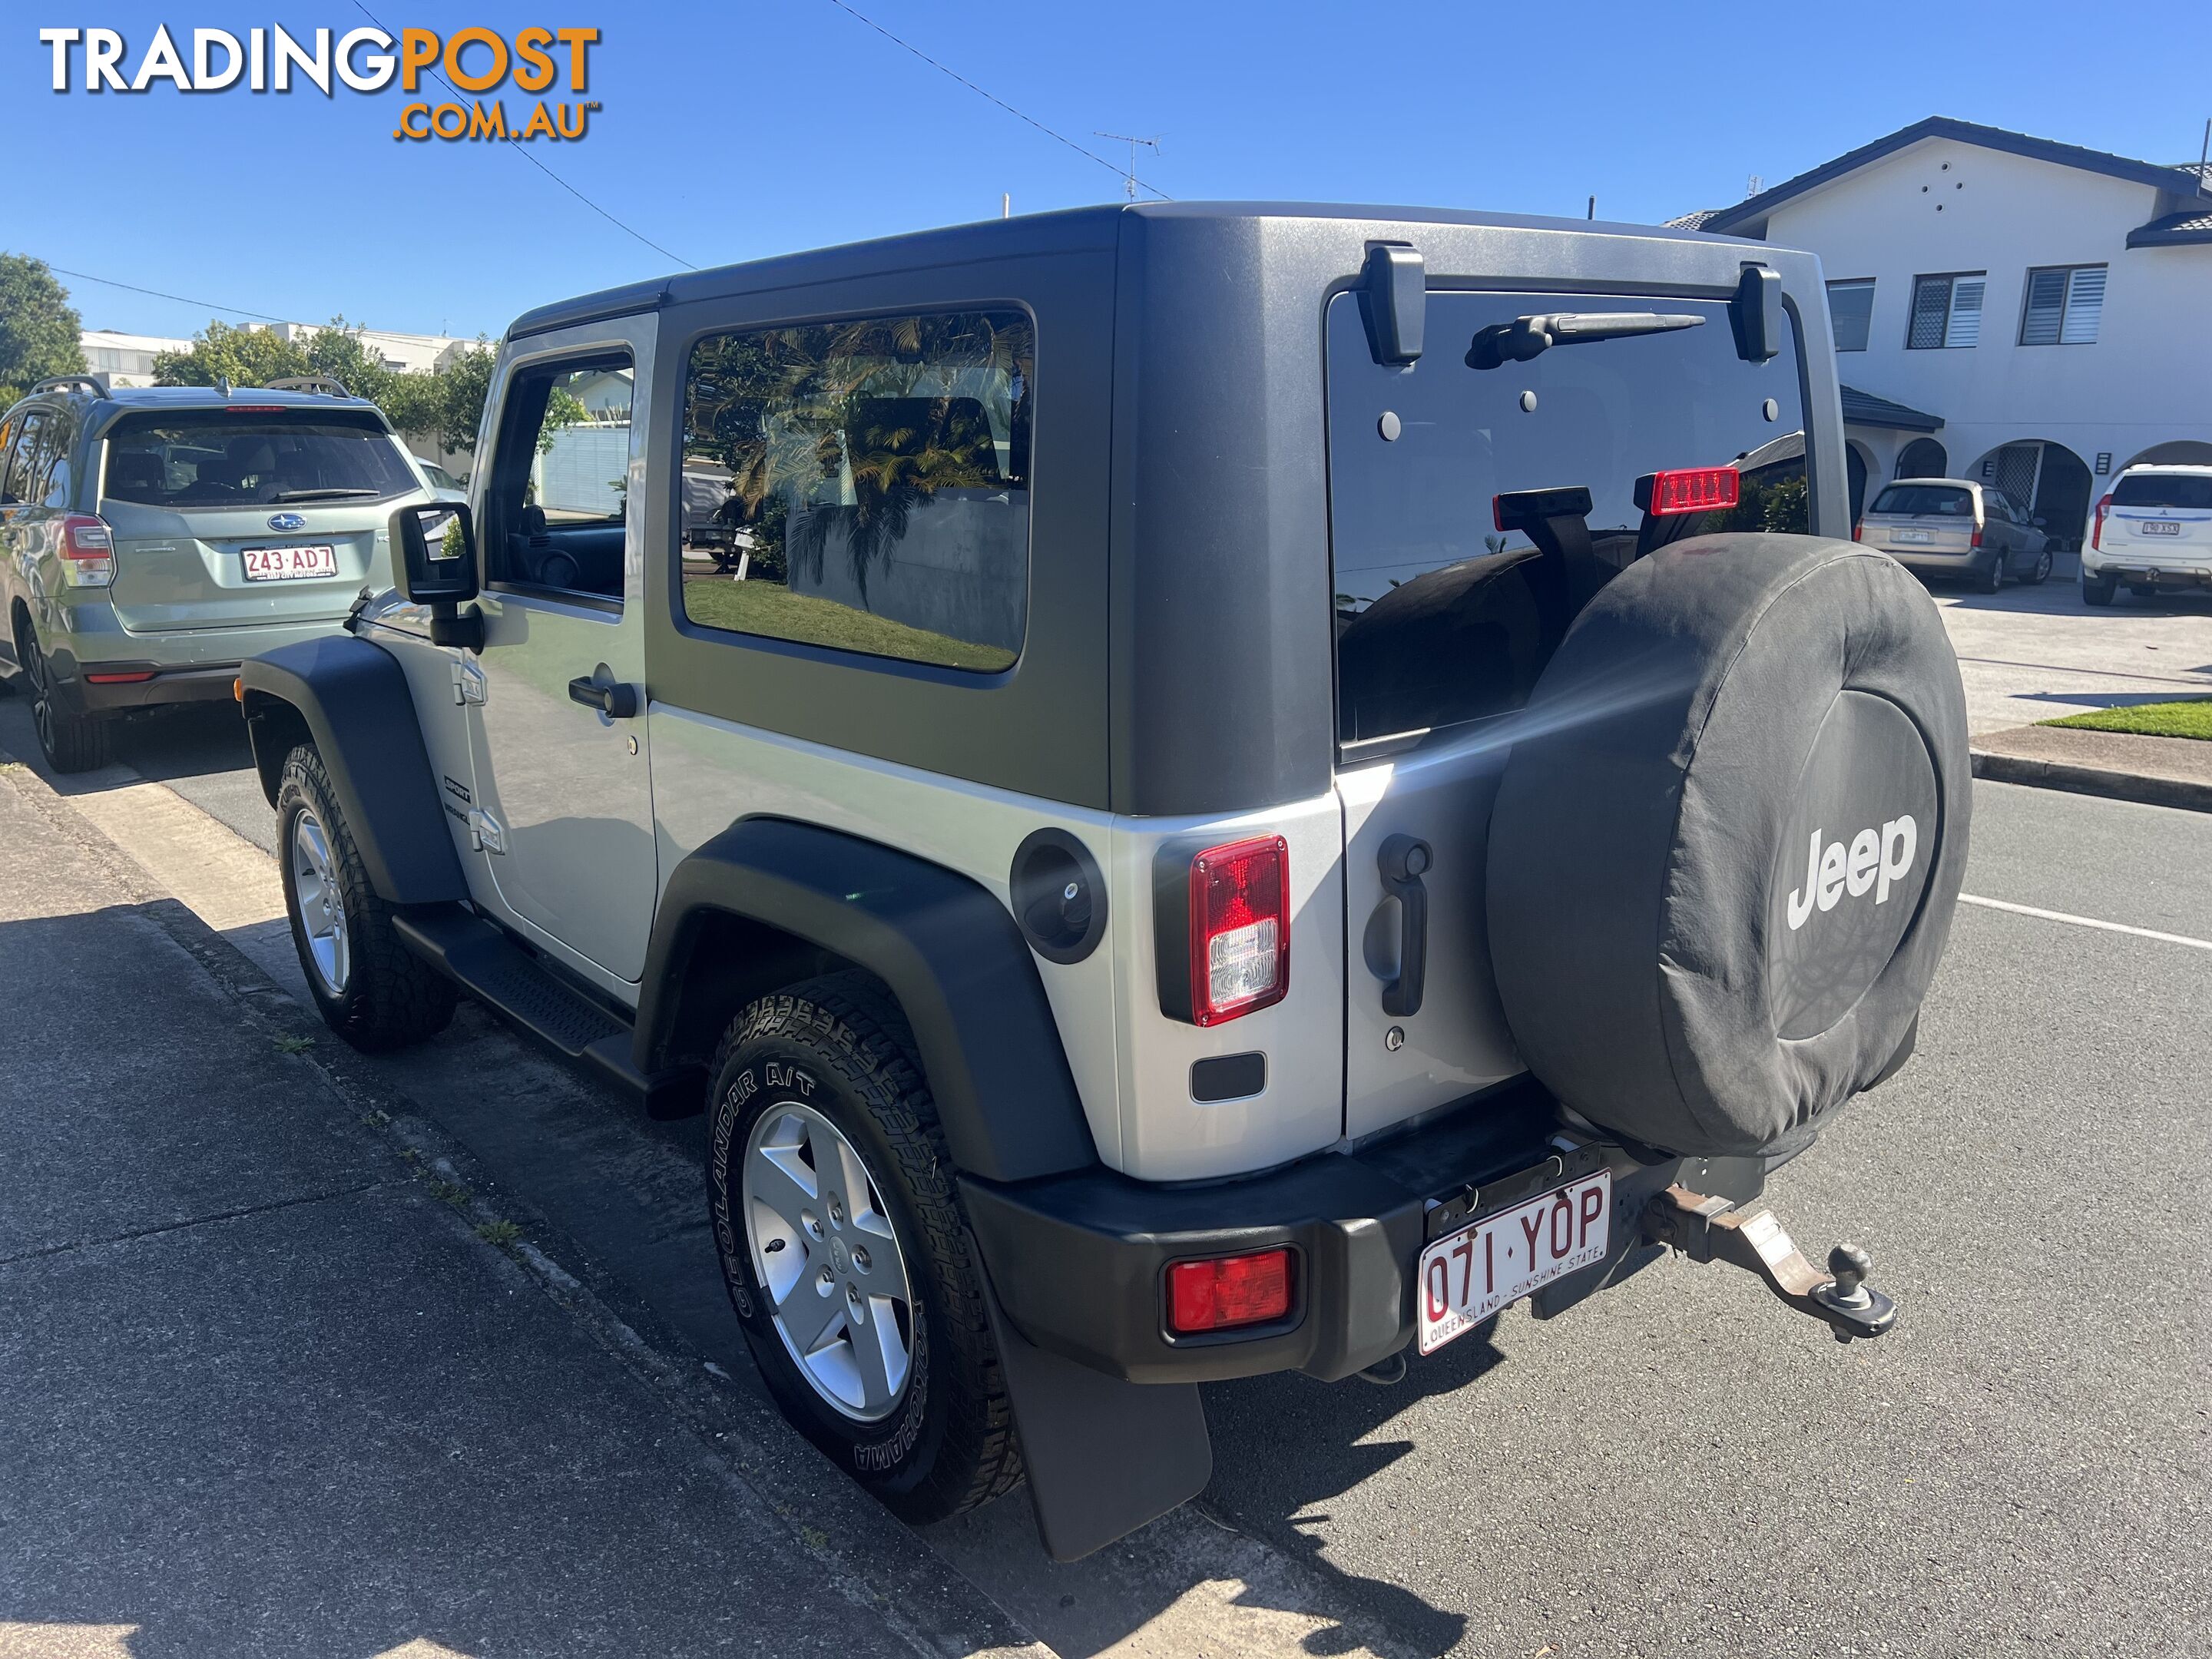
[270,487,382,502]
[1466,311,1704,370]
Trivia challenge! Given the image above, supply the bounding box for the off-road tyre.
[706,972,1022,1523]
[15,618,109,773]
[2081,573,2116,606]
[276,743,456,1051]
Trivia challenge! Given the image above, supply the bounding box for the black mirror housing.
[390,502,478,604]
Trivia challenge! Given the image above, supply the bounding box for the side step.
[392,906,704,1118]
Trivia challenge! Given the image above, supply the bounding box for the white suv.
[2085,465,2212,604]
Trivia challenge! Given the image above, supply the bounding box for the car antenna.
[215,375,231,398]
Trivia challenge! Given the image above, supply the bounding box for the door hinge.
[467,807,505,855]
[452,655,487,705]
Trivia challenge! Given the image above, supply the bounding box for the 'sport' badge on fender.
[1768,690,1939,1039]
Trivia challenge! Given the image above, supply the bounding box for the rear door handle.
[1379,834,1432,1018]
[568,674,639,719]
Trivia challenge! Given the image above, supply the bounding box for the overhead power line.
[821,0,1170,200]
[45,264,291,326]
[349,0,695,270]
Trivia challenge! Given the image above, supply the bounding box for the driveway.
[1930,578,2212,733]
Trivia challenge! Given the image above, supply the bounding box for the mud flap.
[972,1237,1211,1561]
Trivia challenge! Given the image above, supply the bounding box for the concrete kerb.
[0,749,1050,1659]
[1969,725,2212,816]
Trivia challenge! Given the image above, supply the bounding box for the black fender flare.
[637,817,1098,1184]
[238,634,468,906]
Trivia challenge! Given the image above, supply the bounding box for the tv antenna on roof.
[1746,174,1764,199]
[1094,131,1161,200]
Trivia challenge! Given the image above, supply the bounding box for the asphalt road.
[2,681,2206,1657]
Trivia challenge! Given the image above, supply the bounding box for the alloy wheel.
[18,628,55,758]
[289,807,350,998]
[741,1101,915,1422]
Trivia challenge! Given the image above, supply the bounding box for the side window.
[33,406,77,508]
[484,352,634,602]
[677,309,1033,673]
[1826,279,1875,352]
[1,412,48,506]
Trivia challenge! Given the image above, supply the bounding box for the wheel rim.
[2036,550,2053,581]
[741,1101,915,1422]
[19,631,55,756]
[289,807,350,998]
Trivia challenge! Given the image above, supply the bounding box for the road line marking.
[1958,892,2212,953]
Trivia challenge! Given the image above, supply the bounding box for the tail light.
[1852,523,1863,541]
[59,514,114,587]
[1636,467,1740,517]
[1969,520,1984,549]
[2091,494,2113,551]
[1187,836,1290,1025]
[1167,1248,1293,1333]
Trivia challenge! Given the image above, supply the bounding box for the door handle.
[568,674,639,719]
[1379,834,1431,1018]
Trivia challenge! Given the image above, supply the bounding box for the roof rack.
[31,375,108,396]
[266,375,353,399]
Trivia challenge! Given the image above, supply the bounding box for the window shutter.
[2020,269,2068,346]
[1946,277,1985,347]
[1908,276,1951,349]
[2061,267,2105,344]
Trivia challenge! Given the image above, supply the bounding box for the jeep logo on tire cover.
[1767,690,1939,1040]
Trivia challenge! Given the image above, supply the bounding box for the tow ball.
[1641,1184,1898,1343]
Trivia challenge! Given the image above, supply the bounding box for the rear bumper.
[48,661,243,715]
[1887,548,1993,577]
[962,1081,1770,1385]
[2083,556,2212,588]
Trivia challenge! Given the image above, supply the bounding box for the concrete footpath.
[0,760,1041,1659]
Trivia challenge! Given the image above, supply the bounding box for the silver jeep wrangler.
[240,205,1971,1560]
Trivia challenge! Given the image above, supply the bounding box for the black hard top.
[506,200,1764,339]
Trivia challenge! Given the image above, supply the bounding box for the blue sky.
[17,1,2210,343]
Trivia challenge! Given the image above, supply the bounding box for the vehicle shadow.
[2007,689,2212,710]
[0,686,257,789]
[1194,1333,1514,1654]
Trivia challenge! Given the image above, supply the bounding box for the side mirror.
[391,502,478,604]
[2032,515,2048,528]
[389,502,482,650]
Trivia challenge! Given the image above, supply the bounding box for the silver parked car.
[0,377,436,770]
[1856,476,2051,593]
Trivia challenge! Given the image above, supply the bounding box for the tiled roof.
[2128,206,2212,248]
[1663,208,1724,230]
[1839,385,1943,432]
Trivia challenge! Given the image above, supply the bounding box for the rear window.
[1326,290,1804,746]
[101,411,418,508]
[2111,473,2212,511]
[1869,485,1974,518]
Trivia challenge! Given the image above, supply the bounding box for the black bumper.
[48,658,244,716]
[961,1081,1768,1386]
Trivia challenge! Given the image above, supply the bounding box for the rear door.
[98,406,416,631]
[462,322,655,984]
[1326,286,1807,1139]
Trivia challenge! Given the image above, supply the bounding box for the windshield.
[1870,485,1973,518]
[2111,473,2212,511]
[102,412,418,509]
[1326,290,1805,745]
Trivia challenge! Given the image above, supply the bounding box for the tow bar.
[1642,1184,1897,1343]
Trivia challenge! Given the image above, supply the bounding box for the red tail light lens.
[1167,1248,1293,1333]
[1641,467,1740,517]
[1852,523,1863,541]
[1187,836,1289,1025]
[2091,493,2113,551]
[1970,523,1984,548]
[59,514,114,587]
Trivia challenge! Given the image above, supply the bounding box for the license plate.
[2141,521,2181,537]
[1892,528,1932,544]
[1416,1170,1611,1356]
[242,544,339,581]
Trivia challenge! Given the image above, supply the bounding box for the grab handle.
[1378,834,1432,1018]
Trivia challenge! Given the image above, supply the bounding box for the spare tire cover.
[1485,535,1970,1157]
